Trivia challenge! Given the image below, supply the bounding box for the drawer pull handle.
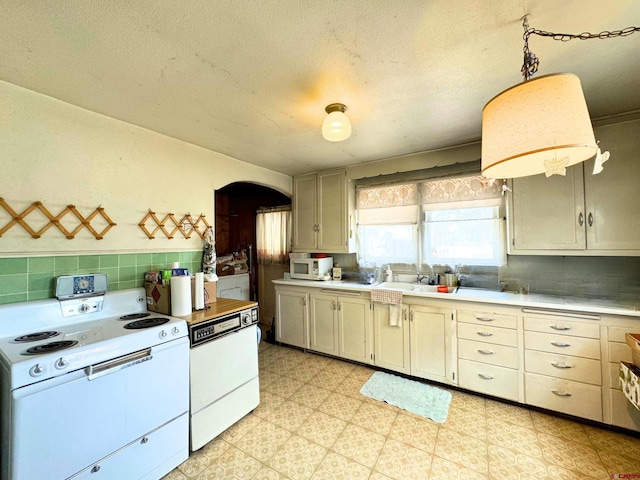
[478,373,494,380]
[477,349,494,355]
[550,342,571,348]
[551,362,572,369]
[476,316,493,322]
[550,325,570,331]
[551,390,572,397]
[476,331,493,337]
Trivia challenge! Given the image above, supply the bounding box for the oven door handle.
[85,348,153,381]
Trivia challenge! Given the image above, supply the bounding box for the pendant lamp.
[322,103,351,142]
[480,16,639,179]
[481,73,597,179]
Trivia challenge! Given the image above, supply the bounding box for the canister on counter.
[332,267,342,280]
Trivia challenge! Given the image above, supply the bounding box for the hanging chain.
[521,16,539,81]
[520,15,640,81]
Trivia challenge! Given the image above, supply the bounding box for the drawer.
[457,310,517,329]
[458,358,519,402]
[610,388,640,432]
[524,316,600,339]
[524,372,602,422]
[524,331,601,360]
[458,339,519,369]
[524,349,601,385]
[609,341,632,364]
[458,322,518,347]
[609,326,633,343]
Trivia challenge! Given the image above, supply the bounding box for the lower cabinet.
[275,281,640,433]
[409,304,454,384]
[275,287,308,349]
[372,303,410,374]
[457,306,520,402]
[523,313,603,422]
[309,291,372,364]
[372,302,454,384]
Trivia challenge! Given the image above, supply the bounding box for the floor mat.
[360,371,452,423]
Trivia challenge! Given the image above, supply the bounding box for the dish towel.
[371,288,403,327]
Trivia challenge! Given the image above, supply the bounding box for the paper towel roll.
[170,276,192,316]
[194,272,205,310]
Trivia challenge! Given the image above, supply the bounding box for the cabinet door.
[584,121,640,251]
[275,289,308,348]
[317,169,347,251]
[338,296,372,364]
[508,166,586,252]
[309,293,339,356]
[292,173,318,251]
[410,305,452,384]
[373,304,410,374]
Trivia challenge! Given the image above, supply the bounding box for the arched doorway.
[215,182,291,326]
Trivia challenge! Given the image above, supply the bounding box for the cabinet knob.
[578,212,584,226]
[550,341,571,348]
[588,212,594,227]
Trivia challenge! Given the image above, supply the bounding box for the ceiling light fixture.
[481,17,639,179]
[322,103,351,142]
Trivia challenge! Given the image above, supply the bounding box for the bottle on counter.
[384,265,393,282]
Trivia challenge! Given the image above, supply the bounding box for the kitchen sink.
[376,282,457,294]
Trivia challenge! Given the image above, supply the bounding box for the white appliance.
[217,272,250,300]
[0,275,189,480]
[290,256,333,280]
[187,299,259,451]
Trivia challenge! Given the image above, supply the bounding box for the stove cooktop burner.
[14,331,60,342]
[119,312,151,321]
[124,318,169,329]
[22,340,79,355]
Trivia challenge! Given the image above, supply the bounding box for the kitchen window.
[356,175,506,268]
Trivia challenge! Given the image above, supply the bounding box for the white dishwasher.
[217,273,250,300]
[185,298,259,451]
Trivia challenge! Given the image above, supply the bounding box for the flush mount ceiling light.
[481,17,639,179]
[322,103,351,142]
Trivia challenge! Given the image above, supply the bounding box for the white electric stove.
[0,274,190,480]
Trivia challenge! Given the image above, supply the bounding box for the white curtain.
[256,209,291,265]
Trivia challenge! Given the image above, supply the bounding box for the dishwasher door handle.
[86,348,153,381]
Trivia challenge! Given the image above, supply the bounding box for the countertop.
[272,278,640,318]
[176,297,258,326]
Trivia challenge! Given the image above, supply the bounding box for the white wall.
[0,81,291,256]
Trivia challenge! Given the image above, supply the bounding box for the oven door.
[8,337,189,480]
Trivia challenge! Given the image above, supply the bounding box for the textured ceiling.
[2,1,639,176]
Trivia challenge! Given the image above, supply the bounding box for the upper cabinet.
[292,168,354,252]
[507,119,640,256]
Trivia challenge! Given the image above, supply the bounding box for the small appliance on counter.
[290,255,333,280]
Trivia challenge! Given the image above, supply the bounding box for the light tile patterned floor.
[164,341,640,479]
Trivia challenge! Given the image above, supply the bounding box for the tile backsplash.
[0,251,203,305]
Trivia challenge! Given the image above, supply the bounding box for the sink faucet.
[417,273,439,285]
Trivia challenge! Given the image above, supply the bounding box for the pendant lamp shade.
[481,73,598,179]
[322,103,351,142]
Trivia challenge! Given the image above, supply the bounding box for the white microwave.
[290,257,333,280]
